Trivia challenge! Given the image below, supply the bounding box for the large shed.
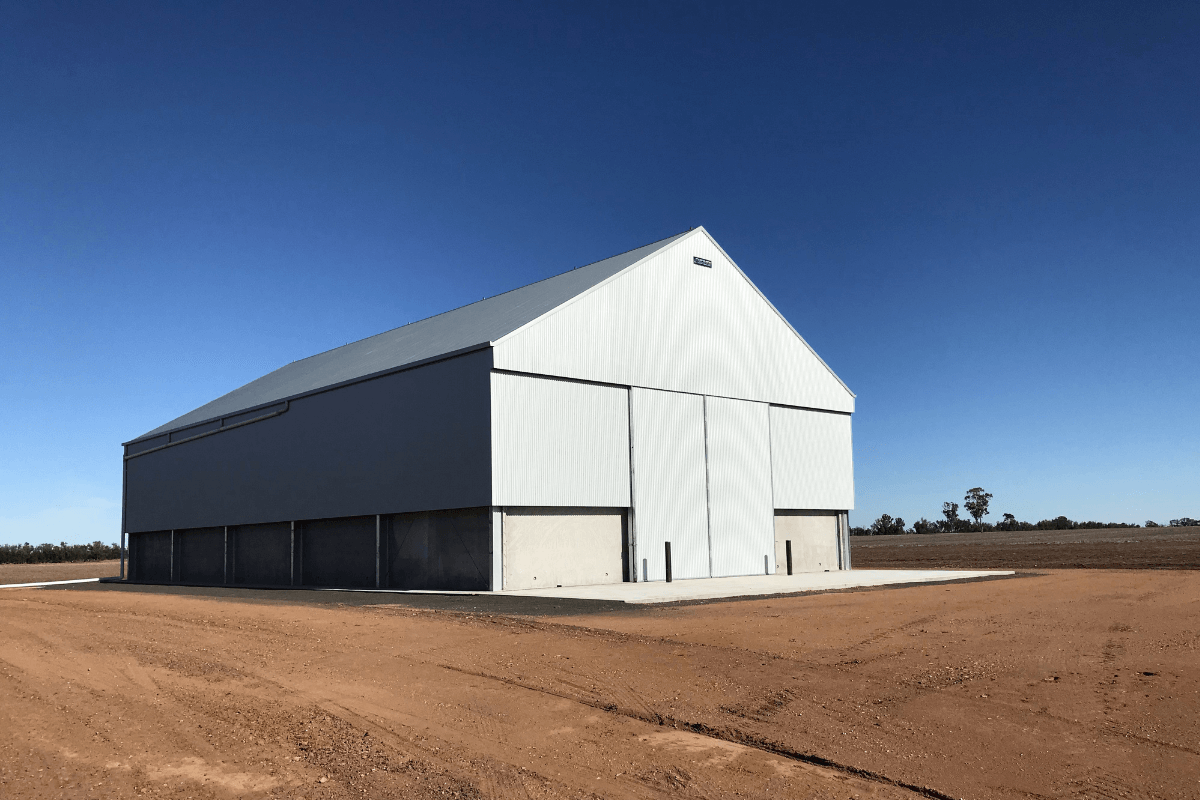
[121,227,855,590]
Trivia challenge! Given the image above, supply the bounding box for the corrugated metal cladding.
[135,232,690,441]
[490,372,631,507]
[769,406,855,510]
[705,397,775,577]
[493,229,854,414]
[630,388,710,581]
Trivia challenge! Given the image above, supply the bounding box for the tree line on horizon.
[851,487,1199,536]
[0,541,124,565]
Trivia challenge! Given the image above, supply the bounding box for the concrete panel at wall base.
[177,527,225,584]
[130,531,171,582]
[386,508,490,591]
[630,388,709,581]
[705,396,775,577]
[123,349,492,533]
[502,508,625,590]
[774,512,840,573]
[491,372,630,507]
[301,516,376,588]
[231,522,292,586]
[769,406,855,511]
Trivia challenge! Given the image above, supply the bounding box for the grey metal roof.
[131,230,691,443]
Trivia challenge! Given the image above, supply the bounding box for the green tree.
[1000,513,1016,531]
[964,487,993,529]
[942,502,960,528]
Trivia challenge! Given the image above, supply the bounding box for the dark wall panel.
[301,516,376,588]
[178,527,225,584]
[231,522,292,586]
[386,507,490,591]
[124,350,493,532]
[130,530,171,583]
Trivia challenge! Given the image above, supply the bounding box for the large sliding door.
[630,388,710,581]
[705,396,774,577]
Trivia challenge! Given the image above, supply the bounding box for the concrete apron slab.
[155,569,1012,603]
[495,569,1015,604]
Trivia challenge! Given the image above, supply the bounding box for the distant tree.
[942,502,960,527]
[1145,520,1160,528]
[912,518,939,535]
[1036,515,1075,530]
[869,514,906,536]
[1170,518,1200,527]
[964,488,993,529]
[1000,513,1017,531]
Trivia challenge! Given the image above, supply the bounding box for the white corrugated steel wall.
[491,372,631,507]
[769,406,855,510]
[492,230,854,414]
[630,388,710,581]
[705,396,775,577]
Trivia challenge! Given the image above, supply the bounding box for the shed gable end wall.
[492,231,854,413]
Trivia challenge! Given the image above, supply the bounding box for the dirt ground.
[0,559,121,585]
[851,527,1200,570]
[2,570,1198,799]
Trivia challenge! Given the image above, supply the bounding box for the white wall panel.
[502,508,624,590]
[491,373,630,507]
[630,388,710,581]
[493,229,855,414]
[705,396,775,577]
[769,406,855,510]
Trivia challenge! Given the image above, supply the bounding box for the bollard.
[665,541,672,583]
[786,540,793,576]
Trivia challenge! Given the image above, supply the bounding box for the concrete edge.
[0,577,103,590]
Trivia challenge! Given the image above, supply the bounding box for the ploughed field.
[3,570,1199,799]
[0,559,120,585]
[852,526,1200,570]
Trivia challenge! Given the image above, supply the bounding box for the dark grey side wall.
[123,349,493,532]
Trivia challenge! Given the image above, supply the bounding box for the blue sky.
[2,1,1197,544]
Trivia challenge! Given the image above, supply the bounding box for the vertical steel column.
[169,530,175,582]
[120,531,126,580]
[223,526,228,584]
[626,388,638,582]
[290,521,296,586]
[375,515,381,589]
[842,512,852,570]
[490,507,504,591]
[701,396,713,578]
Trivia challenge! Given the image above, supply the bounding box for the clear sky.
[2,2,1197,545]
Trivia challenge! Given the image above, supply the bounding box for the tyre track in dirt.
[436,661,957,800]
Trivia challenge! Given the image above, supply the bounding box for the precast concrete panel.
[502,508,624,590]
[774,512,840,572]
[704,396,775,577]
[493,230,854,413]
[630,388,709,581]
[177,527,225,584]
[385,508,491,591]
[769,406,855,510]
[491,372,630,507]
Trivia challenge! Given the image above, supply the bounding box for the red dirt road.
[2,570,1198,799]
